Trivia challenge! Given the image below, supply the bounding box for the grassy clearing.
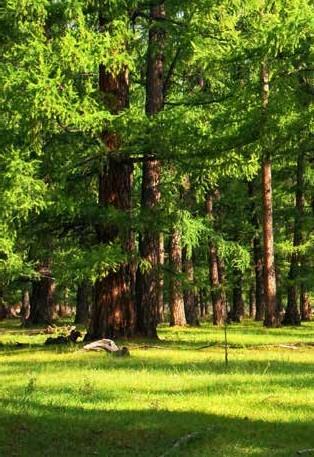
[0,320,313,457]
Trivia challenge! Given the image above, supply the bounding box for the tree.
[169,229,186,326]
[136,2,166,338]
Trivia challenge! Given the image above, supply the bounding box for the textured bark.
[28,264,55,325]
[249,283,256,319]
[262,158,278,327]
[283,153,305,325]
[88,153,135,339]
[20,288,30,325]
[136,3,166,338]
[300,284,311,321]
[86,14,135,340]
[0,287,7,320]
[169,230,186,326]
[183,248,200,326]
[75,281,91,325]
[261,63,279,327]
[158,233,165,323]
[230,269,245,322]
[199,289,210,318]
[248,180,265,321]
[206,193,225,326]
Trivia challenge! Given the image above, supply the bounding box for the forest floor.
[0,319,313,457]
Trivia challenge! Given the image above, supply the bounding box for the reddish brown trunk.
[206,193,225,326]
[283,153,304,326]
[182,248,200,326]
[262,158,278,327]
[89,154,135,339]
[261,63,278,328]
[158,233,165,323]
[86,15,135,340]
[136,3,166,338]
[20,288,30,325]
[28,264,55,325]
[75,281,91,325]
[300,284,311,321]
[249,283,256,319]
[248,180,265,321]
[169,230,186,326]
[230,269,245,322]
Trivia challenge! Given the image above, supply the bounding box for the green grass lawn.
[0,319,313,457]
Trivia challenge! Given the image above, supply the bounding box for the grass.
[0,319,313,457]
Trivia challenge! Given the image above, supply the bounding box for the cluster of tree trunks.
[21,5,311,336]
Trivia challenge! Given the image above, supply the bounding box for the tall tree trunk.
[300,284,311,321]
[283,153,305,325]
[86,13,135,340]
[136,3,166,338]
[169,230,186,326]
[20,287,30,325]
[261,63,279,327]
[75,280,91,325]
[206,193,225,326]
[183,248,200,326]
[248,179,265,321]
[158,233,165,322]
[249,282,256,319]
[0,286,7,320]
[28,264,55,325]
[199,289,210,318]
[230,268,245,322]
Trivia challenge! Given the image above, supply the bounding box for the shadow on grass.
[0,401,313,457]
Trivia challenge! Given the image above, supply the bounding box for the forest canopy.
[0,0,313,334]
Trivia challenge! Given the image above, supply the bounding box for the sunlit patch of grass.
[0,319,313,456]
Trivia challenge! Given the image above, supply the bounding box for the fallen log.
[83,339,130,356]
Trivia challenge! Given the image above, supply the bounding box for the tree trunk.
[158,233,165,322]
[283,153,305,325]
[199,289,210,318]
[28,264,55,325]
[169,230,186,326]
[20,288,30,325]
[300,284,311,321]
[206,193,225,326]
[249,283,256,319]
[261,63,279,327]
[75,281,91,325]
[136,3,166,338]
[183,248,200,326]
[0,286,7,320]
[86,13,135,340]
[230,268,245,322]
[248,179,265,321]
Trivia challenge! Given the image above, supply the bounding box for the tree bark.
[86,13,135,340]
[249,282,256,319]
[206,193,225,326]
[28,264,55,325]
[136,3,166,338]
[300,284,311,321]
[75,281,91,325]
[248,179,265,321]
[169,230,186,326]
[183,248,200,326]
[261,63,279,327]
[199,289,210,318]
[283,153,305,325]
[20,288,30,325]
[158,233,165,322]
[230,268,245,322]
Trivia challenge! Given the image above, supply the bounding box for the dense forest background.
[0,0,313,337]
